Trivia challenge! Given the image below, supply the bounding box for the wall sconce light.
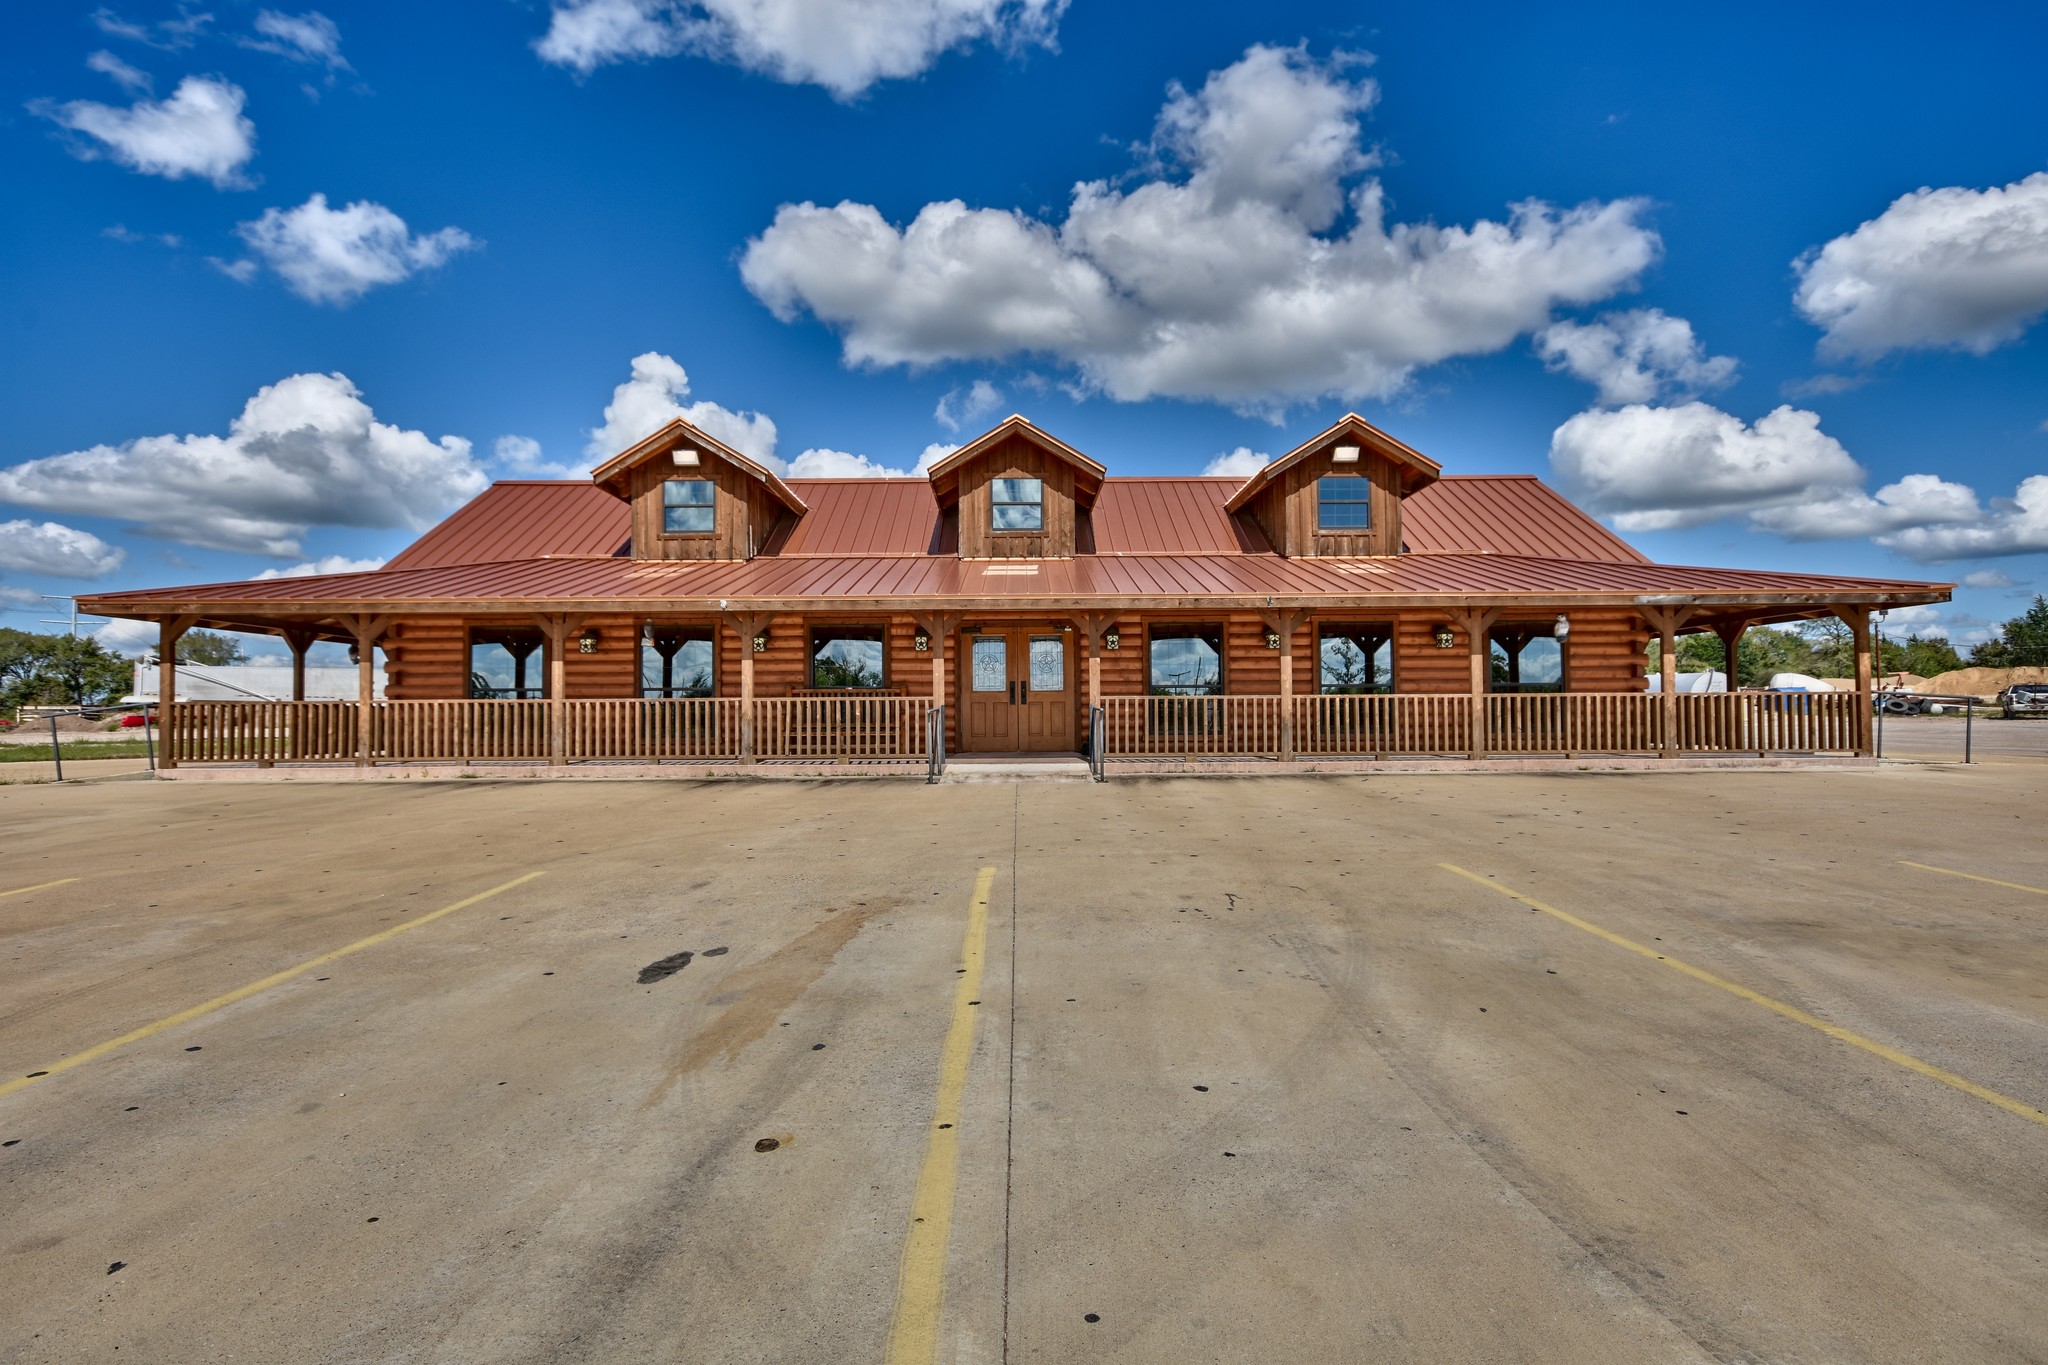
[913,632,931,652]
[1264,632,1282,650]
[641,622,654,642]
[1433,625,1456,649]
[1552,614,1571,641]
[578,629,600,654]
[751,634,768,653]
[1331,445,1360,464]
[671,448,700,467]
[1103,631,1120,651]
[347,643,361,665]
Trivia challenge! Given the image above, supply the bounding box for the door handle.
[1020,682,1030,703]
[1008,682,1016,704]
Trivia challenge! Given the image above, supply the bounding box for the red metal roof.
[386,482,629,569]
[1404,477,1650,563]
[772,480,936,554]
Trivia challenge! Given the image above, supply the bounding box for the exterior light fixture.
[1553,614,1571,641]
[347,643,361,664]
[642,622,653,642]
[913,632,931,652]
[672,448,700,467]
[578,629,601,654]
[1331,445,1360,464]
[1264,632,1282,650]
[751,634,768,653]
[1104,631,1120,651]
[1433,625,1456,649]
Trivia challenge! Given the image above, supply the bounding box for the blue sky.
[4,0,2046,657]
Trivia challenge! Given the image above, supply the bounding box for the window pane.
[1029,636,1064,692]
[1317,477,1371,530]
[641,632,714,697]
[469,635,544,699]
[1489,632,1565,693]
[991,503,1044,530]
[971,636,1008,692]
[991,478,1042,503]
[811,629,885,688]
[1319,631,1392,693]
[664,504,714,533]
[663,480,715,505]
[1149,628,1223,695]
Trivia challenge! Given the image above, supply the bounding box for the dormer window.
[662,479,715,534]
[991,478,1044,532]
[1317,476,1371,530]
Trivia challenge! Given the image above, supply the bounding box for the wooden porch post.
[156,614,198,771]
[1715,619,1748,692]
[532,614,585,767]
[911,612,962,746]
[341,614,395,767]
[1071,612,1118,756]
[1636,604,1696,758]
[1841,605,1874,756]
[283,627,314,702]
[1450,608,1499,759]
[723,611,774,764]
[1257,608,1307,762]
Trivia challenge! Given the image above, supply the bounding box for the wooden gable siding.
[1246,445,1403,557]
[627,455,787,561]
[954,435,1078,559]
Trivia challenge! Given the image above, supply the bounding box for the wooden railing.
[1099,695,1285,757]
[372,700,551,762]
[564,698,742,761]
[753,695,930,759]
[168,700,357,764]
[1676,690,1859,753]
[1484,692,1662,754]
[1292,694,1470,757]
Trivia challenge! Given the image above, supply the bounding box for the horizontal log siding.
[1394,614,1472,693]
[886,617,958,752]
[1563,608,1650,692]
[563,613,638,699]
[384,618,467,700]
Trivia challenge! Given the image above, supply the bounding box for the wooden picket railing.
[1484,692,1663,754]
[371,699,551,762]
[167,700,356,764]
[1291,693,1471,757]
[564,698,742,761]
[752,695,930,760]
[1676,690,1859,754]
[1099,695,1286,757]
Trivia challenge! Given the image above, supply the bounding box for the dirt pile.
[1908,666,2048,698]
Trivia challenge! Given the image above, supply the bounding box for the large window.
[641,627,714,698]
[1148,625,1223,695]
[810,626,886,689]
[1319,624,1393,693]
[662,479,715,534]
[991,478,1044,531]
[468,628,546,699]
[1490,626,1565,693]
[1317,476,1372,530]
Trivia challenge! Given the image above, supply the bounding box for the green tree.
[1968,596,2048,668]
[1897,633,1963,678]
[0,630,135,712]
[177,630,248,665]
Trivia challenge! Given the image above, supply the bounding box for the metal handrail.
[1089,706,1105,781]
[926,705,946,783]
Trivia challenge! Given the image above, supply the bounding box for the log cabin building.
[79,413,1952,771]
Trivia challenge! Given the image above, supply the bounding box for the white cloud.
[741,44,1659,412]
[1202,447,1269,477]
[1962,570,2018,589]
[252,555,387,579]
[92,7,213,50]
[93,617,163,657]
[535,0,1065,99]
[492,434,584,480]
[228,194,477,305]
[241,11,350,69]
[586,351,782,468]
[86,50,153,95]
[1534,308,1736,406]
[102,223,180,247]
[1750,473,1983,539]
[0,372,486,556]
[786,443,952,477]
[0,521,126,578]
[1877,475,2048,562]
[1795,172,2048,360]
[934,379,1002,431]
[1549,402,1863,531]
[209,255,260,282]
[32,76,256,189]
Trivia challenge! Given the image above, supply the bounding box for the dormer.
[591,417,807,561]
[1223,413,1442,557]
[926,416,1106,560]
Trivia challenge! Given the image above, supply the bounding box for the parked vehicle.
[2001,683,2048,719]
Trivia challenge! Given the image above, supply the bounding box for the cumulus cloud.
[86,50,153,95]
[1962,570,2018,589]
[1534,308,1736,406]
[587,352,781,467]
[934,379,1003,431]
[31,76,256,189]
[1877,476,2048,562]
[241,11,350,69]
[741,44,1659,412]
[0,372,485,556]
[1549,402,1863,531]
[251,554,387,579]
[1750,473,1983,540]
[0,521,126,578]
[492,435,584,480]
[225,194,478,305]
[786,443,953,477]
[535,0,1064,98]
[1795,172,2048,360]
[1202,447,1269,477]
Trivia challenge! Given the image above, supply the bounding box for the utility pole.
[38,595,110,638]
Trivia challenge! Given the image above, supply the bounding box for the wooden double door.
[960,627,1076,752]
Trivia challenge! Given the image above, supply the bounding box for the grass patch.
[0,741,156,762]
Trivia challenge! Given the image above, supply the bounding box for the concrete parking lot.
[3,761,2046,1363]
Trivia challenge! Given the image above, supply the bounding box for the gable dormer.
[1223,413,1441,557]
[926,416,1105,560]
[591,417,807,561]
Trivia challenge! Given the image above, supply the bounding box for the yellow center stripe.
[1898,860,2048,897]
[884,865,998,1365]
[1438,863,2048,1130]
[1,871,545,1102]
[0,877,82,900]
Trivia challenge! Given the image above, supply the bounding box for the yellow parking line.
[1,871,545,1101]
[0,877,81,900]
[1898,860,2048,897]
[1439,863,2048,1131]
[884,866,998,1365]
